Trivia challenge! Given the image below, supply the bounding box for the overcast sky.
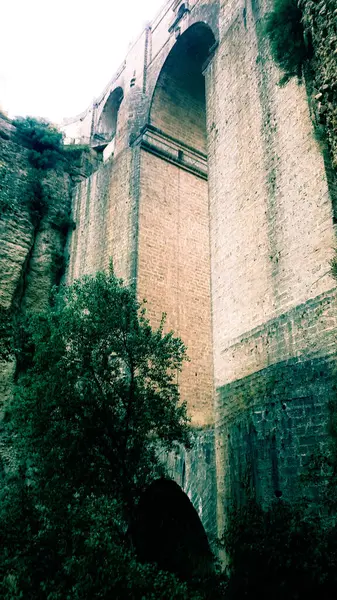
[0,0,163,124]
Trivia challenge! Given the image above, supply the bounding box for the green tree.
[0,267,197,599]
[222,493,337,600]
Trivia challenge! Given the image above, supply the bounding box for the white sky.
[0,0,163,124]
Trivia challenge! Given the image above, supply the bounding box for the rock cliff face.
[0,115,82,401]
[0,117,72,315]
[301,0,337,170]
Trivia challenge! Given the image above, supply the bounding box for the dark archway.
[131,479,213,579]
[149,22,215,155]
[94,86,124,148]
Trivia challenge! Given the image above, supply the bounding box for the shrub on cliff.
[13,116,64,170]
[0,267,197,599]
[12,116,91,175]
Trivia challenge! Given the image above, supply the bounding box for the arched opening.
[93,87,124,158]
[149,22,215,155]
[131,479,213,579]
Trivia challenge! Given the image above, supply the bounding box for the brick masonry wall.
[67,148,136,285]
[137,149,214,427]
[208,0,336,390]
[215,354,334,534]
[209,0,337,534]
[220,288,337,386]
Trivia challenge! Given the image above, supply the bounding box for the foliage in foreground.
[3,265,337,598]
[223,494,337,600]
[0,268,197,599]
[265,0,311,85]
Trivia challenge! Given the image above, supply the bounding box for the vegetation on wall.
[266,0,337,176]
[8,117,87,224]
[300,0,337,172]
[13,117,65,170]
[4,271,337,599]
[222,489,337,599]
[265,0,311,85]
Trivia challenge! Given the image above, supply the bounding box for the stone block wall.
[214,289,337,532]
[216,355,333,524]
[208,0,335,384]
[137,150,214,427]
[67,148,136,285]
[209,0,337,535]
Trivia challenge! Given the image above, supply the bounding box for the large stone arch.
[131,478,213,577]
[147,20,217,137]
[148,22,216,155]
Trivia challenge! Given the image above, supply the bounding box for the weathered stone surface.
[0,119,74,408]
[0,135,34,311]
[0,128,73,314]
[22,170,72,312]
[166,428,218,545]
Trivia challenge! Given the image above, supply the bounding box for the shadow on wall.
[149,22,216,155]
[131,478,213,579]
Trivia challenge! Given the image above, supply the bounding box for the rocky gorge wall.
[301,0,337,172]
[0,117,73,313]
[0,115,95,404]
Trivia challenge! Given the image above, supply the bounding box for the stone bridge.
[62,0,337,545]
